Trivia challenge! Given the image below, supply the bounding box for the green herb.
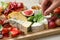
[28,10,44,23]
[37,17,44,22]
[28,16,34,22]
[36,10,44,22]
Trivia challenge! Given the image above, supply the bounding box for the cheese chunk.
[8,19,32,34]
[41,19,48,29]
[8,12,27,21]
[31,22,44,33]
[19,22,32,34]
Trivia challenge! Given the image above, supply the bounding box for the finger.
[44,1,60,16]
[41,0,49,13]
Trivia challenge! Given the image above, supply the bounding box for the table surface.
[1,35,60,40]
[36,34,60,40]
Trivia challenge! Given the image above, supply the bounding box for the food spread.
[0,2,60,39]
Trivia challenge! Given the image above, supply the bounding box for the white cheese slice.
[31,22,44,33]
[38,19,48,29]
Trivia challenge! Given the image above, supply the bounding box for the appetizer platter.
[0,2,60,40]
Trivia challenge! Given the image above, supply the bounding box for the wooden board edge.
[1,27,60,40]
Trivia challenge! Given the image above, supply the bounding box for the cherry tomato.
[54,7,60,14]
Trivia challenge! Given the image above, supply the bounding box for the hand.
[41,0,60,16]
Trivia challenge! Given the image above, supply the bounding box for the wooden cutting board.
[1,27,60,40]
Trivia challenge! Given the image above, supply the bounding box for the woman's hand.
[41,0,60,16]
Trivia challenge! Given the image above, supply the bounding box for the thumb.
[44,2,60,16]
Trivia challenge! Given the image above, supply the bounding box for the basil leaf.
[28,16,34,22]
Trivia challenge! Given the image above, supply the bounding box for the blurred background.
[0,0,42,9]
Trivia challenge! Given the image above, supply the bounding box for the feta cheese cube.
[43,19,48,29]
[8,19,32,34]
[18,21,32,34]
